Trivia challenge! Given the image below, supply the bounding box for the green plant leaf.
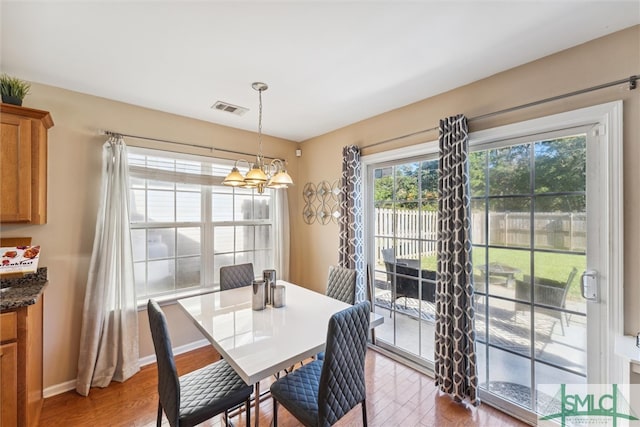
[0,74,31,99]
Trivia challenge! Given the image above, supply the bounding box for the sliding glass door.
[471,130,590,420]
[364,103,622,424]
[369,158,438,365]
[469,102,624,423]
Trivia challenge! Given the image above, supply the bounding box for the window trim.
[128,147,275,308]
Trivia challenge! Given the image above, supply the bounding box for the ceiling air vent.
[211,101,249,116]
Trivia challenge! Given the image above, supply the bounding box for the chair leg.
[156,401,163,427]
[246,397,251,427]
[362,399,368,426]
[390,284,395,318]
[273,397,278,427]
[224,409,229,426]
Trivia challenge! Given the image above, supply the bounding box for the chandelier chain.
[257,87,263,165]
[222,81,293,192]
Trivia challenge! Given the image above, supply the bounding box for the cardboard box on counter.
[1,246,41,276]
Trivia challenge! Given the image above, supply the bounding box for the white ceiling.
[2,1,639,142]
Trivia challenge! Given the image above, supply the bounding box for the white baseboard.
[44,379,77,398]
[139,339,210,367]
[43,339,211,398]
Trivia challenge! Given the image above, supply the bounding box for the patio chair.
[381,247,420,269]
[395,264,436,305]
[515,267,578,335]
[381,248,427,316]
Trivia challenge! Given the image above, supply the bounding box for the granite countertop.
[0,267,48,311]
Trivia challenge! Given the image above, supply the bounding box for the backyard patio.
[372,270,587,411]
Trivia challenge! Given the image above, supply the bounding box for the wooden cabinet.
[0,297,43,427]
[0,104,54,224]
[1,342,18,427]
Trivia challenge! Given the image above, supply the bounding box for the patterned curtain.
[338,145,365,302]
[434,114,479,405]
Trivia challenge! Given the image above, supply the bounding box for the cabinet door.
[0,115,32,222]
[0,342,18,427]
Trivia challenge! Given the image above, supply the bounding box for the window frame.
[128,147,274,307]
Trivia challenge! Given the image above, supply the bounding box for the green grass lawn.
[419,247,585,301]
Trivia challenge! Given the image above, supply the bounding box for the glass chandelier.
[223,82,293,193]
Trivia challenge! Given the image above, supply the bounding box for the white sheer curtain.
[76,137,139,396]
[273,188,290,281]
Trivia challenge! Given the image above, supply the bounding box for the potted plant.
[0,74,31,106]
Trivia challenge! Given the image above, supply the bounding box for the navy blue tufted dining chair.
[325,265,357,305]
[147,299,253,426]
[219,263,255,290]
[270,301,371,427]
[316,265,357,361]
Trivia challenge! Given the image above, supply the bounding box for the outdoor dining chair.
[515,267,578,335]
[147,300,253,427]
[220,263,255,290]
[270,301,371,427]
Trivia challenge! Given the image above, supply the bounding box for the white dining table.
[177,280,383,426]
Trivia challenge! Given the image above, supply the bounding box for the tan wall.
[2,24,638,394]
[293,26,640,337]
[0,84,298,391]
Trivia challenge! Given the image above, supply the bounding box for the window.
[128,148,274,303]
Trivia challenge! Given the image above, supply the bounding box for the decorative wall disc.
[303,182,316,203]
[317,181,331,201]
[331,180,341,198]
[302,179,342,225]
[303,205,316,224]
[317,204,332,225]
[330,203,340,224]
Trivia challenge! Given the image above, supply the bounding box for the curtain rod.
[362,74,638,150]
[97,129,282,161]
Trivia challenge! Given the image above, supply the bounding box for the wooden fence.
[375,208,438,261]
[375,208,586,262]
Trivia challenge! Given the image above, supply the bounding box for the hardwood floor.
[39,346,527,426]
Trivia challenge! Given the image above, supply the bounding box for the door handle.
[581,270,598,301]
